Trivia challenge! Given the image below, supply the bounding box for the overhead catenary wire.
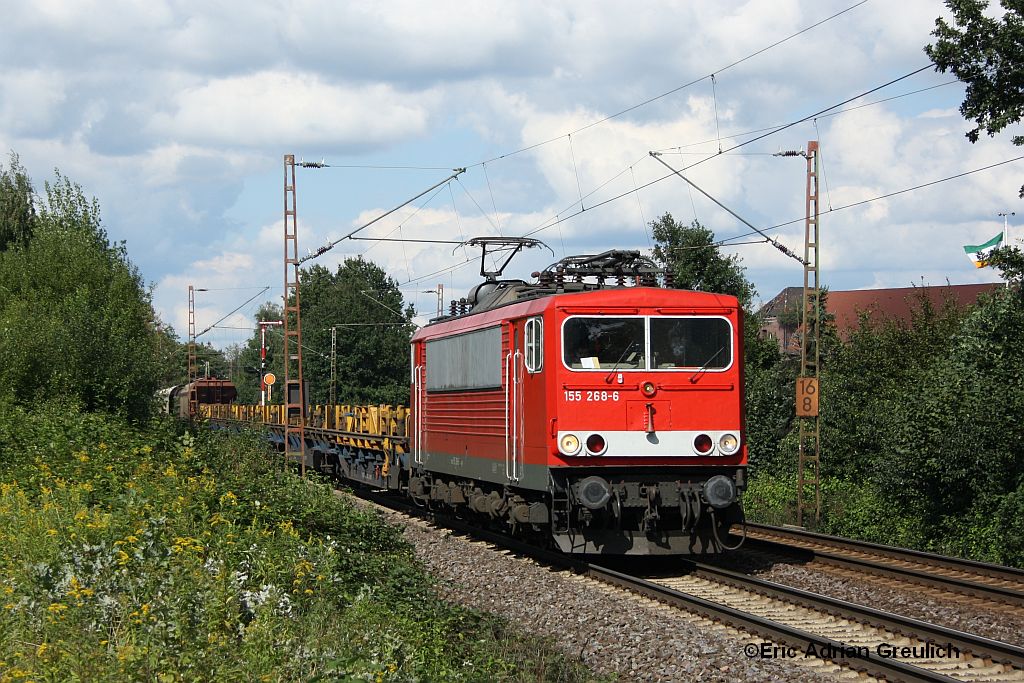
[651,80,959,156]
[467,0,869,168]
[649,151,806,264]
[523,64,938,239]
[716,153,1024,247]
[196,286,270,338]
[358,180,453,260]
[287,2,916,286]
[298,160,456,170]
[353,237,466,244]
[299,168,466,265]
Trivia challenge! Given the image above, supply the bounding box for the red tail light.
[693,434,713,454]
[586,433,607,455]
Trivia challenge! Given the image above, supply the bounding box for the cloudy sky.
[3,0,1020,348]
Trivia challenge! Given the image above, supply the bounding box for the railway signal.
[257,319,283,409]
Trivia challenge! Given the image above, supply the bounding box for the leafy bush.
[0,403,596,681]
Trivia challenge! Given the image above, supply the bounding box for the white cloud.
[149,71,439,149]
[0,70,67,135]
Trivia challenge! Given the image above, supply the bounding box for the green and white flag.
[964,232,1003,268]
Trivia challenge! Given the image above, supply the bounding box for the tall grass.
[0,402,598,682]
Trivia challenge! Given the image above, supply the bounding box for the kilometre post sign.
[796,377,818,417]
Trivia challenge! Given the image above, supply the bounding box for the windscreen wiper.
[604,341,638,382]
[689,346,726,384]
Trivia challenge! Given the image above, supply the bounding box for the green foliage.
[0,402,597,681]
[234,260,415,406]
[880,289,1024,564]
[988,245,1024,286]
[0,169,160,420]
[926,0,1024,196]
[301,259,414,406]
[747,287,1024,567]
[0,152,35,252]
[743,349,798,475]
[651,212,756,308]
[820,291,966,482]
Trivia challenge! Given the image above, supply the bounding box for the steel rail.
[678,559,1024,669]
[741,523,1024,608]
[353,489,1023,683]
[589,564,960,683]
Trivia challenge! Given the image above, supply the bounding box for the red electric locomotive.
[408,238,746,555]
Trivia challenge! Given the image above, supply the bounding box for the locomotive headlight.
[703,475,737,509]
[718,433,740,455]
[559,433,582,456]
[641,381,657,397]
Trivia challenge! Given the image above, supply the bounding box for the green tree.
[926,0,1024,196]
[0,152,36,252]
[650,213,756,308]
[232,257,414,408]
[299,258,414,406]
[0,168,160,420]
[880,289,1024,564]
[988,245,1024,286]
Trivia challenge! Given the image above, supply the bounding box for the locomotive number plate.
[564,390,620,402]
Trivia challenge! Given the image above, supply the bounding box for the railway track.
[737,523,1024,611]
[351,489,1024,683]
[632,561,1024,682]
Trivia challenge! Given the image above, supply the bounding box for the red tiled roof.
[826,283,1000,339]
[757,283,1001,350]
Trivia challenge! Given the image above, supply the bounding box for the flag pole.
[999,212,1015,289]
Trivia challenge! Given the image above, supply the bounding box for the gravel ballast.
[374,505,848,682]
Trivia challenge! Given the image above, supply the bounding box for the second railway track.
[735,523,1024,612]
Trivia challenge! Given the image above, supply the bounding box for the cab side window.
[525,317,543,373]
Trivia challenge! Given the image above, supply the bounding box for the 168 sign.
[796,377,819,417]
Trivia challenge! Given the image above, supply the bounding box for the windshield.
[562,316,732,371]
[650,317,731,370]
[563,318,644,370]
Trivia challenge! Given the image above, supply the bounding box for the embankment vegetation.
[0,156,597,681]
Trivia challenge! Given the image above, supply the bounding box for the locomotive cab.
[543,289,747,554]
